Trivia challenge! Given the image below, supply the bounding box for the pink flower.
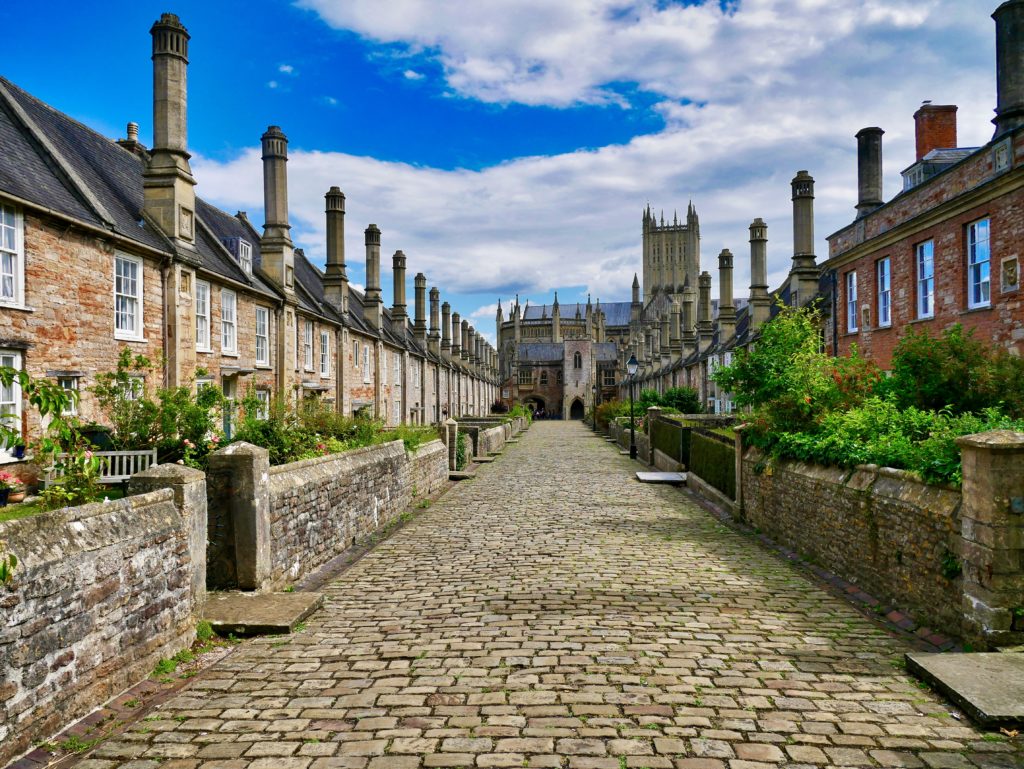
[183,439,193,448]
[85,450,93,460]
[210,435,220,443]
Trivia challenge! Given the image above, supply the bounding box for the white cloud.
[323,96,339,106]
[403,69,425,81]
[279,63,296,75]
[267,80,279,89]
[196,0,998,308]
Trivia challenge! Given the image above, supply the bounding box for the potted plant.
[7,478,26,504]
[0,472,15,506]
[11,440,25,459]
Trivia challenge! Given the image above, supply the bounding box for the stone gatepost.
[130,463,208,613]
[444,418,459,471]
[956,430,1024,648]
[208,441,271,591]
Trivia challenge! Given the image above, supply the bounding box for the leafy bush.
[879,324,1024,417]
[509,404,533,424]
[661,387,703,414]
[386,424,440,452]
[490,400,509,414]
[595,400,630,429]
[455,433,468,470]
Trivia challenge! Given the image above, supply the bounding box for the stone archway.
[569,398,585,420]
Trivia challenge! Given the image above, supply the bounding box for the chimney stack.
[855,128,884,218]
[748,218,771,332]
[260,126,295,291]
[442,302,452,355]
[697,271,713,353]
[717,248,736,342]
[461,320,470,361]
[144,13,196,246]
[391,250,408,335]
[993,0,1024,138]
[450,312,461,357]
[324,187,348,313]
[429,287,441,354]
[914,103,958,160]
[414,273,427,342]
[364,225,382,329]
[790,170,820,306]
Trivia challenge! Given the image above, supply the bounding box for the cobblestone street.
[87,422,1021,769]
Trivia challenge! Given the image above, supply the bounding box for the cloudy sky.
[3,0,1000,341]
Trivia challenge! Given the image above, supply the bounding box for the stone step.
[636,471,687,484]
[449,470,477,480]
[203,591,323,636]
[906,652,1024,726]
[475,456,496,463]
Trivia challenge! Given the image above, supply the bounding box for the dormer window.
[238,240,252,274]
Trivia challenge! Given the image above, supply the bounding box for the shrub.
[661,386,702,414]
[490,400,509,414]
[455,432,468,470]
[509,404,533,424]
[595,400,630,429]
[386,424,440,452]
[880,324,1024,417]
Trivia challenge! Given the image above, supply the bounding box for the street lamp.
[626,354,639,460]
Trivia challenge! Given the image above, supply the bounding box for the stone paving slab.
[52,421,1023,769]
[907,652,1024,726]
[636,471,687,484]
[203,591,324,635]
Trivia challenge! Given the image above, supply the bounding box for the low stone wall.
[477,425,506,456]
[266,440,447,589]
[0,488,199,766]
[741,447,963,635]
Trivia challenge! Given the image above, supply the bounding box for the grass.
[0,486,126,523]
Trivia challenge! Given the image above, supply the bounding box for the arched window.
[573,351,582,369]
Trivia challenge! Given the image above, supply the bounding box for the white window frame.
[916,240,935,319]
[221,288,237,354]
[254,388,270,420]
[393,398,401,424]
[382,349,388,385]
[846,270,858,332]
[303,320,314,371]
[238,239,252,274]
[967,218,991,309]
[57,376,79,416]
[876,257,891,328]
[114,253,144,341]
[0,351,22,452]
[0,203,25,308]
[320,330,330,377]
[195,280,211,352]
[255,306,269,366]
[362,345,371,384]
[394,351,401,385]
[353,341,360,369]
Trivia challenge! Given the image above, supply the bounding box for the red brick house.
[824,1,1024,367]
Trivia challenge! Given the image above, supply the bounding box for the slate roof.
[593,342,618,362]
[522,301,632,328]
[517,343,564,362]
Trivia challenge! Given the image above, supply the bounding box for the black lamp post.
[626,354,639,460]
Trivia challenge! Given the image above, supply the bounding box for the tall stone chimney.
[697,271,713,353]
[450,312,461,358]
[364,225,382,329]
[429,287,441,355]
[855,128,884,218]
[748,218,771,332]
[717,249,736,342]
[324,187,347,313]
[993,0,1024,138]
[461,320,470,361]
[442,302,452,356]
[670,299,682,362]
[144,13,196,248]
[260,126,295,293]
[914,104,958,160]
[681,284,697,358]
[413,273,427,342]
[790,171,820,306]
[391,250,407,335]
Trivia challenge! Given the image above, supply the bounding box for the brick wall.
[740,447,963,635]
[266,439,447,588]
[0,489,197,766]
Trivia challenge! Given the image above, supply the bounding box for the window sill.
[222,351,239,358]
[961,305,992,315]
[0,304,33,313]
[908,316,935,325]
[115,334,147,343]
[255,363,271,370]
[197,347,212,355]
[842,330,860,337]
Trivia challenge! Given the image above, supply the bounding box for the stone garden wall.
[740,447,964,635]
[266,440,448,589]
[0,486,200,766]
[476,425,507,456]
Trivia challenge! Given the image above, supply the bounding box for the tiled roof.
[517,342,564,362]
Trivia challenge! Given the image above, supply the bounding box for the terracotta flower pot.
[8,490,25,503]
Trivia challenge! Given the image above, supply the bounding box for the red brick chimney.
[913,103,957,160]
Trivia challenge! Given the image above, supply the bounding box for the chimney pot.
[913,104,957,161]
[993,0,1024,138]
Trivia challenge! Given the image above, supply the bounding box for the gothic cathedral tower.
[641,203,700,304]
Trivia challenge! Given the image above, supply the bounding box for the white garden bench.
[44,448,158,487]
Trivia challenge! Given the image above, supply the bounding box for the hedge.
[650,418,690,465]
[689,429,735,499]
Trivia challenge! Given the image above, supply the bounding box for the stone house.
[0,13,497,459]
[823,2,1024,366]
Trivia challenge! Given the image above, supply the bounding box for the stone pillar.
[260,126,295,292]
[717,248,736,342]
[956,430,1024,648]
[451,312,461,358]
[697,271,713,353]
[444,418,459,470]
[391,250,407,335]
[323,186,348,313]
[441,301,452,355]
[790,170,820,305]
[855,130,884,218]
[207,441,271,591]
[130,463,207,613]
[414,273,427,342]
[364,225,382,328]
[429,287,441,355]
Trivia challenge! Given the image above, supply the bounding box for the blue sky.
[1,0,1000,342]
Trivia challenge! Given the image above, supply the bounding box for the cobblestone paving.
[87,422,1021,769]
